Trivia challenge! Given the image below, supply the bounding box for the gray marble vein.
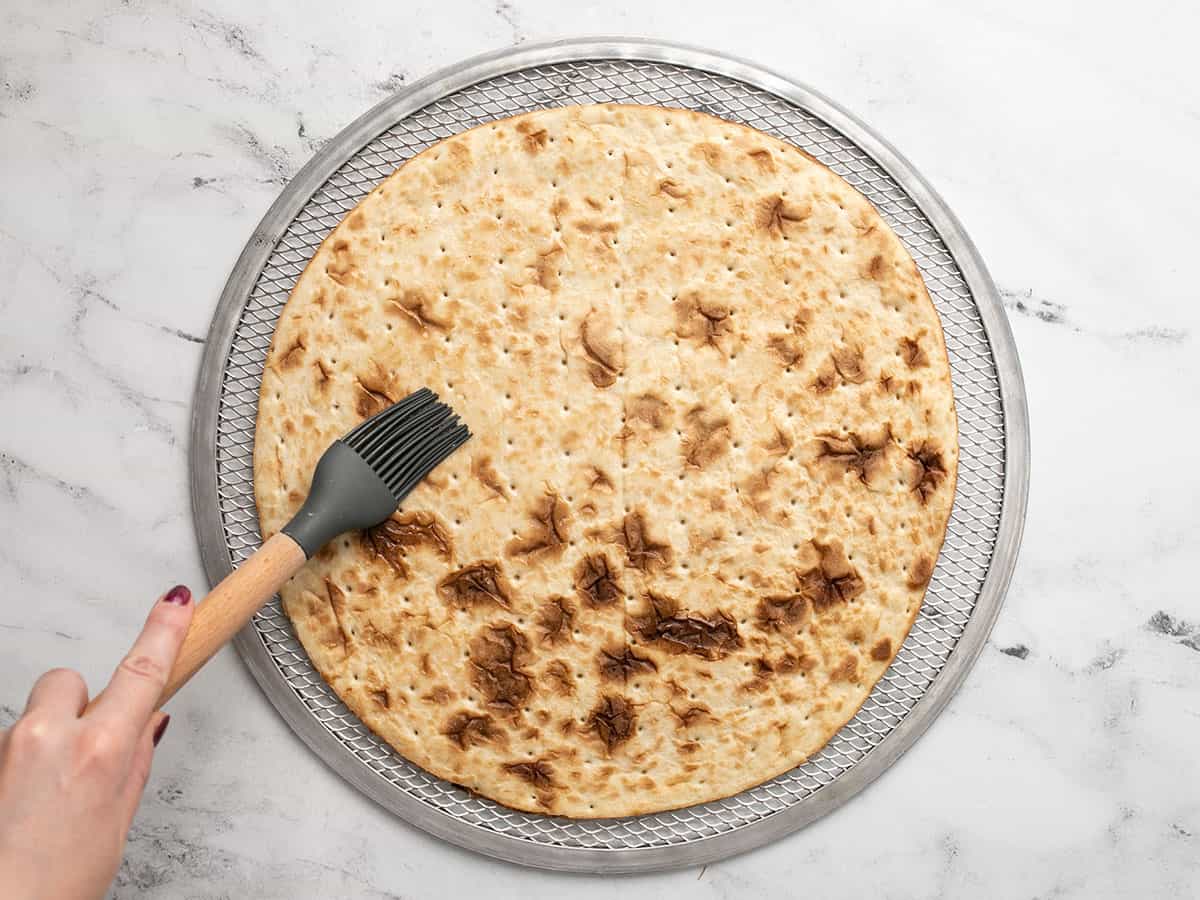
[1,1,1199,898]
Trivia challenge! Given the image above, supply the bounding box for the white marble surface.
[2,1,1198,897]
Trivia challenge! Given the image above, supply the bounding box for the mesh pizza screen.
[199,53,1011,867]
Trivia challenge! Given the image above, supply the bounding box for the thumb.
[121,711,170,828]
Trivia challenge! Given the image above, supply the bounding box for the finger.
[89,586,194,735]
[23,667,89,719]
[121,711,170,830]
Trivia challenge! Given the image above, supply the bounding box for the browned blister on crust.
[470,624,532,714]
[628,592,742,660]
[438,562,512,610]
[574,552,623,608]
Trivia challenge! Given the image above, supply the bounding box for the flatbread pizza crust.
[253,103,957,817]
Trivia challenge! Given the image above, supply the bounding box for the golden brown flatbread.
[254,103,957,817]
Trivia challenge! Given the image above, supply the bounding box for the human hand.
[0,586,194,900]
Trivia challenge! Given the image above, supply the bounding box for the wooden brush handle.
[161,531,307,704]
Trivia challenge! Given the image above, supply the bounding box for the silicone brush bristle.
[343,389,471,503]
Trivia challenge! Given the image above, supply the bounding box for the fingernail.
[153,714,171,747]
[163,585,191,606]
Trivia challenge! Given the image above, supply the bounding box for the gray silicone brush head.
[281,388,470,558]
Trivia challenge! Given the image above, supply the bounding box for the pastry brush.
[162,387,469,704]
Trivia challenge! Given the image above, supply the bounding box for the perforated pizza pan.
[189,38,1029,874]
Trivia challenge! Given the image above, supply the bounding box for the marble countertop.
[2,2,1197,897]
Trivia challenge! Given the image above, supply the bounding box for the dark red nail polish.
[163,585,191,606]
[152,714,171,747]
